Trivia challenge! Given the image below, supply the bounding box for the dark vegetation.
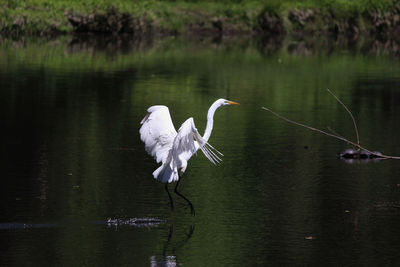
[1,0,400,40]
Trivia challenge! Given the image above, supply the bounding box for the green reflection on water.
[1,36,400,266]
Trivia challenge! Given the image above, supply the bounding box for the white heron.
[139,98,240,215]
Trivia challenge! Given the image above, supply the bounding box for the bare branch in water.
[326,88,360,147]
[261,106,400,160]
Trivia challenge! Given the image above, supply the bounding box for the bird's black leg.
[165,183,174,211]
[174,178,195,216]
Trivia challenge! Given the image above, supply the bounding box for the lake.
[1,35,400,266]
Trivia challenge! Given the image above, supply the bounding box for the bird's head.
[219,99,240,106]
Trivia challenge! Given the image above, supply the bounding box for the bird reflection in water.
[150,256,177,267]
[150,223,195,266]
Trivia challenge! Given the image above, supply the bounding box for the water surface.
[1,35,400,266]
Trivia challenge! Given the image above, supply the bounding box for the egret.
[139,98,240,215]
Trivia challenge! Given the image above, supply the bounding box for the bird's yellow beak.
[227,100,240,105]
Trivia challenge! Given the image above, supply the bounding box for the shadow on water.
[62,33,400,56]
[3,31,400,57]
[66,34,154,54]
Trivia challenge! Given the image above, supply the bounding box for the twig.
[261,107,400,160]
[326,88,360,147]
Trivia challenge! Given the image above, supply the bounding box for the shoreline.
[1,2,400,40]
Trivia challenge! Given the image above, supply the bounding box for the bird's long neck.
[203,101,221,142]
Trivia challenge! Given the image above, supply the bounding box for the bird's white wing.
[139,105,177,163]
[173,118,223,165]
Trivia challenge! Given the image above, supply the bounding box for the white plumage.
[139,99,239,184]
[140,105,176,164]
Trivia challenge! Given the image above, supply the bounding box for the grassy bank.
[1,0,400,37]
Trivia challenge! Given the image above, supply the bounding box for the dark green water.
[1,36,400,266]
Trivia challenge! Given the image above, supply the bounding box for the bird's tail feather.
[153,164,179,183]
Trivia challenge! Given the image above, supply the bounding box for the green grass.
[1,0,399,35]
